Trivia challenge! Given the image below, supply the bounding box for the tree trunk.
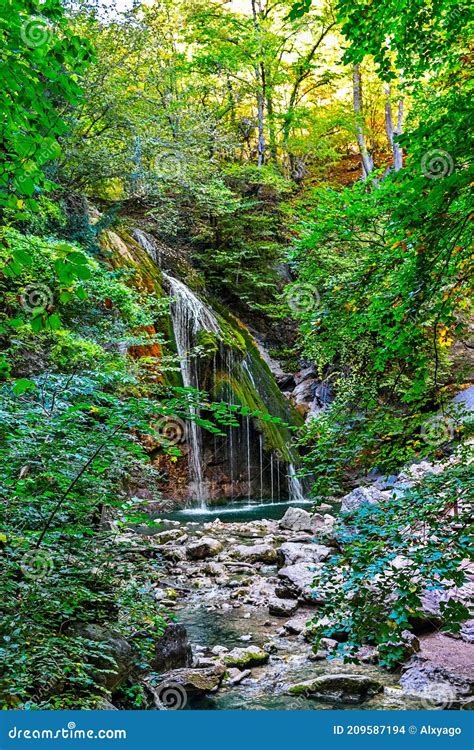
[353,64,374,180]
[266,87,277,164]
[251,0,266,166]
[384,84,403,172]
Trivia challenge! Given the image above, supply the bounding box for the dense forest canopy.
[0,0,472,710]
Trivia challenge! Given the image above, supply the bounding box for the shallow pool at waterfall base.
[157,498,323,524]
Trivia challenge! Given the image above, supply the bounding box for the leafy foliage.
[311,455,474,669]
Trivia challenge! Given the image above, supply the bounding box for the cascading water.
[163,272,220,507]
[132,229,162,267]
[288,463,306,502]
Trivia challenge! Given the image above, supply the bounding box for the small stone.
[225,668,251,686]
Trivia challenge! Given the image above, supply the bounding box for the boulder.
[186,537,223,560]
[224,646,269,668]
[277,563,322,603]
[154,666,224,698]
[291,379,318,413]
[277,542,332,568]
[400,657,473,708]
[288,674,383,704]
[279,507,324,533]
[230,543,277,565]
[340,486,389,514]
[269,597,298,617]
[283,611,313,635]
[396,461,444,486]
[412,580,474,632]
[153,528,187,545]
[150,623,192,672]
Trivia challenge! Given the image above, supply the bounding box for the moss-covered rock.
[224,646,270,668]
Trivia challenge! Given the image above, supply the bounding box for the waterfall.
[246,415,251,500]
[132,229,162,267]
[288,463,305,502]
[163,272,220,506]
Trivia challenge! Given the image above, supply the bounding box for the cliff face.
[99,226,305,506]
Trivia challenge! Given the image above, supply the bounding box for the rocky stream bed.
[124,467,473,712]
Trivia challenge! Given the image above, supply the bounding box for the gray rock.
[400,657,473,707]
[277,563,322,603]
[277,541,332,567]
[186,537,223,560]
[231,543,277,564]
[283,612,312,635]
[291,379,318,412]
[154,666,224,697]
[294,366,316,385]
[340,486,388,514]
[225,668,252,686]
[279,507,324,533]
[269,597,298,617]
[288,674,383,704]
[150,623,192,673]
[153,528,187,545]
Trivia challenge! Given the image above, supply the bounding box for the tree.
[0,0,92,218]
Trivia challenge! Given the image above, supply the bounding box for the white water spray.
[163,272,220,507]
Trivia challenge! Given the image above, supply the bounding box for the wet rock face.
[288,674,384,704]
[150,623,192,673]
